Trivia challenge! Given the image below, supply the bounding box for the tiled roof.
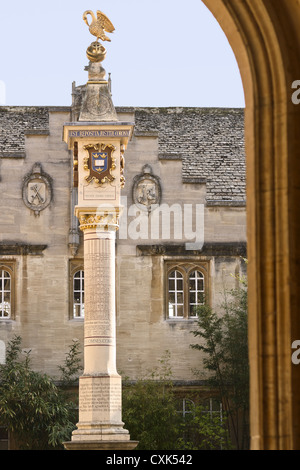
[0,107,49,156]
[133,107,246,205]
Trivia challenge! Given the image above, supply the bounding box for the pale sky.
[0,0,245,108]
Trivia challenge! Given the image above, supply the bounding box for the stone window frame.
[0,261,16,321]
[165,260,209,321]
[69,260,84,320]
[73,270,84,319]
[188,269,205,317]
[168,269,184,318]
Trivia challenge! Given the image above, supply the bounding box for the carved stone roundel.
[132,165,161,211]
[22,163,53,216]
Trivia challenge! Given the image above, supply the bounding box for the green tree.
[0,336,82,450]
[122,351,181,450]
[190,270,249,449]
[177,402,232,450]
[122,351,232,450]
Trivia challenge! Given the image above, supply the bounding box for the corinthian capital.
[78,210,120,231]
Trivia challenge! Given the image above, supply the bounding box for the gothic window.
[168,270,184,318]
[189,270,205,317]
[166,262,208,320]
[0,269,11,319]
[73,270,84,319]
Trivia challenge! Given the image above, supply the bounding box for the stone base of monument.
[63,422,138,450]
[63,375,138,450]
[63,439,139,451]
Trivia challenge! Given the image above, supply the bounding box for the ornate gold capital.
[78,211,120,232]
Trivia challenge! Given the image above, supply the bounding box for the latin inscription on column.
[79,376,122,423]
[84,244,115,347]
[83,184,116,201]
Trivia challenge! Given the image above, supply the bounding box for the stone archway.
[202,0,300,450]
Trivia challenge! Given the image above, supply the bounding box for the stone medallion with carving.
[132,165,161,211]
[22,163,53,216]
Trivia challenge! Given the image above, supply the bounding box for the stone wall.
[0,105,247,382]
[116,108,246,380]
[0,108,83,377]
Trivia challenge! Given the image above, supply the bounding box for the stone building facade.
[0,102,246,384]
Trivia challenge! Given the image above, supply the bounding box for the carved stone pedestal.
[63,225,137,451]
[63,122,135,450]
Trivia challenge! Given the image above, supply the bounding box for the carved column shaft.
[83,228,117,375]
[71,222,131,442]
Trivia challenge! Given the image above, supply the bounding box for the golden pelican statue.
[83,10,115,42]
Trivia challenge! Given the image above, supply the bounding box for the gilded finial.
[83,10,114,63]
[83,10,115,42]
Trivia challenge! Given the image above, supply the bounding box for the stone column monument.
[63,10,137,450]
